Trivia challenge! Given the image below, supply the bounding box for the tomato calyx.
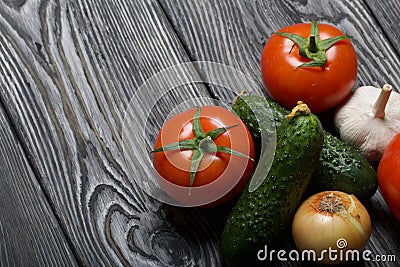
[151,107,254,194]
[274,21,351,67]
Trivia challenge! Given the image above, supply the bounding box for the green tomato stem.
[273,20,351,68]
[151,107,254,193]
[199,136,217,153]
[309,35,318,53]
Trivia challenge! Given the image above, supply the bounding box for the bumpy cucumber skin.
[232,95,286,154]
[312,133,378,201]
[233,95,378,201]
[219,110,324,266]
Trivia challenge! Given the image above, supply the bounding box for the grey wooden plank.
[160,0,400,99]
[363,0,400,65]
[0,0,226,266]
[0,103,78,266]
[159,0,400,266]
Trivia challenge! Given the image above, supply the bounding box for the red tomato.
[377,133,400,220]
[152,106,255,207]
[261,22,357,113]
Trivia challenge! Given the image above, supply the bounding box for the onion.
[292,191,371,264]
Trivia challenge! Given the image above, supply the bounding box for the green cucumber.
[233,95,378,201]
[220,103,324,266]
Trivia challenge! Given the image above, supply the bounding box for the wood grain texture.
[159,0,400,266]
[0,0,223,266]
[1,0,400,266]
[363,0,400,69]
[0,103,78,266]
[159,0,400,98]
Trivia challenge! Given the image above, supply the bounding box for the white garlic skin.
[334,85,400,162]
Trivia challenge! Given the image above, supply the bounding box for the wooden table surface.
[0,0,399,266]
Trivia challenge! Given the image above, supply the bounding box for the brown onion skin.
[292,191,371,264]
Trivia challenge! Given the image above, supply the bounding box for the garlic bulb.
[334,84,400,162]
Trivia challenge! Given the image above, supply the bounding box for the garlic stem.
[373,84,392,119]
